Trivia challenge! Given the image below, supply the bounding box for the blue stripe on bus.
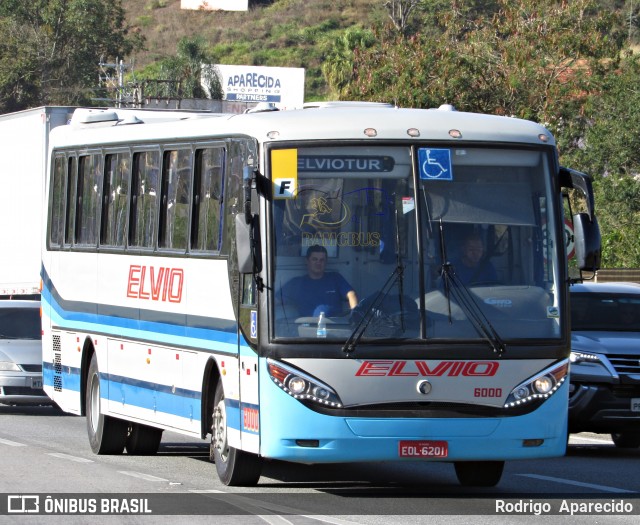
[40,276,255,431]
[41,283,249,353]
[43,360,207,423]
[103,373,202,421]
[43,358,250,432]
[43,362,81,392]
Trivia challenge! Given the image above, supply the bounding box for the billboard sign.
[209,64,305,109]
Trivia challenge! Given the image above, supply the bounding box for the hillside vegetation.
[123,0,386,99]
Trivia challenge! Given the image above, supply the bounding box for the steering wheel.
[351,293,418,337]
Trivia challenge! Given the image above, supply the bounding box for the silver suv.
[569,282,640,448]
[0,300,50,405]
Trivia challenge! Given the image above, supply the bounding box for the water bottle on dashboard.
[316,312,327,338]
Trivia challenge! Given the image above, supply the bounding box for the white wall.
[181,0,248,11]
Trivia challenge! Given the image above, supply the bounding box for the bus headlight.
[288,376,306,395]
[504,359,568,408]
[267,359,343,408]
[534,375,554,394]
[570,351,601,364]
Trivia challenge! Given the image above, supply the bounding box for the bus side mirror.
[243,166,260,224]
[573,212,601,272]
[559,167,601,273]
[235,214,262,274]
[237,166,264,274]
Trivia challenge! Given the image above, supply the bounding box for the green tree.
[562,54,640,267]
[322,27,376,98]
[344,0,623,141]
[137,36,222,100]
[0,0,140,111]
[383,0,422,35]
[341,0,640,267]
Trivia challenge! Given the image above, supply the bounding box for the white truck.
[0,107,74,298]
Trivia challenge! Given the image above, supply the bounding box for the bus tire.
[454,461,504,487]
[86,353,128,455]
[126,423,163,455]
[211,381,262,486]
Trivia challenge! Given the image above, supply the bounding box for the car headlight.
[504,359,568,408]
[570,351,601,364]
[0,361,21,371]
[267,358,343,408]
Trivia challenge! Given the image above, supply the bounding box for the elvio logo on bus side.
[126,265,184,303]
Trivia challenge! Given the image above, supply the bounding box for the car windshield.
[571,293,640,332]
[0,307,41,340]
[271,145,562,344]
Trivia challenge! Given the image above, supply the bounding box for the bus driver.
[280,245,358,317]
[451,232,498,285]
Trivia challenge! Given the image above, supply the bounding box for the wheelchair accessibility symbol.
[418,148,453,181]
[250,310,258,339]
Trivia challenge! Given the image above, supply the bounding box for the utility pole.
[97,58,133,107]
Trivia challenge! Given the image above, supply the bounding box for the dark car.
[568,282,640,448]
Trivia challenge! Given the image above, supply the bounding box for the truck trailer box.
[0,107,74,297]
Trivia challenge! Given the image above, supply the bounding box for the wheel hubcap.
[89,374,100,433]
[213,398,229,463]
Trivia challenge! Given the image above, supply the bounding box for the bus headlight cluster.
[504,359,568,408]
[267,359,343,408]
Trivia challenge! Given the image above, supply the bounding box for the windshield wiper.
[342,262,404,355]
[438,221,507,356]
[343,202,405,355]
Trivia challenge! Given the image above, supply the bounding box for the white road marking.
[256,516,294,525]
[47,453,94,463]
[0,437,26,447]
[118,471,169,482]
[518,473,636,493]
[300,516,364,525]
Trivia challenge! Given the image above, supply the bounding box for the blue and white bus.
[41,102,600,487]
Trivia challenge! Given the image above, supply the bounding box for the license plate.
[632,398,640,412]
[399,440,448,458]
[31,378,43,389]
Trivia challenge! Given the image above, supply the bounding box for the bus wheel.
[211,381,262,486]
[86,353,128,455]
[454,461,504,487]
[126,423,163,455]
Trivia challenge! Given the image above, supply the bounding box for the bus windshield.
[271,145,561,344]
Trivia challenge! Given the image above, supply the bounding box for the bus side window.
[241,274,256,306]
[159,149,191,251]
[129,150,160,249]
[76,154,102,247]
[101,152,130,248]
[191,147,224,252]
[64,156,77,247]
[49,155,66,248]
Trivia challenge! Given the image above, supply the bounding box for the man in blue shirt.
[452,233,498,285]
[281,245,358,317]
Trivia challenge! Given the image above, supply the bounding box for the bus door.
[237,274,260,453]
